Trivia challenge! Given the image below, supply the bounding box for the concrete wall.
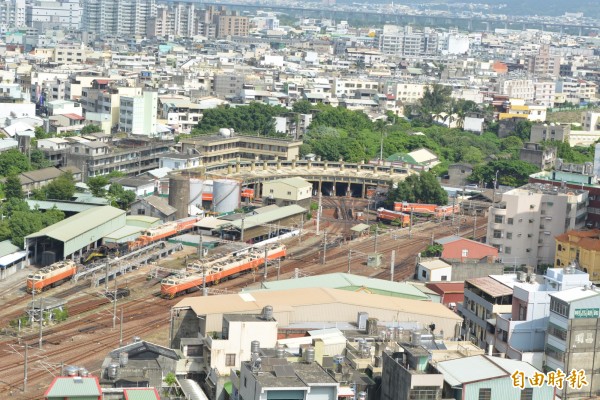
[449,262,504,281]
[170,308,201,349]
[464,377,553,400]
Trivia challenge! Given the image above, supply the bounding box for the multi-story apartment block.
[557,77,597,105]
[581,111,600,131]
[499,78,535,102]
[387,82,428,105]
[379,25,438,57]
[119,91,157,137]
[546,286,600,399]
[66,138,173,179]
[147,2,198,38]
[80,79,142,128]
[527,44,561,77]
[213,73,244,99]
[54,44,87,65]
[462,275,514,350]
[530,123,571,143]
[26,0,82,30]
[487,184,588,266]
[533,80,556,108]
[519,142,556,170]
[215,12,248,38]
[82,0,156,37]
[487,268,589,368]
[159,96,202,134]
[330,77,381,98]
[179,134,302,164]
[0,0,25,32]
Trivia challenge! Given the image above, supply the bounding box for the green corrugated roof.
[26,206,125,242]
[103,225,144,241]
[223,381,233,395]
[26,199,98,213]
[265,177,311,189]
[386,153,423,165]
[250,273,430,301]
[46,377,101,397]
[223,204,306,230]
[124,388,160,400]
[0,240,20,257]
[126,215,162,228]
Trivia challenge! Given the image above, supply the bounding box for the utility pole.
[119,308,123,347]
[112,275,117,329]
[431,232,434,245]
[105,259,110,290]
[451,196,456,226]
[23,343,28,392]
[277,258,281,281]
[409,208,414,239]
[347,250,352,273]
[472,212,477,239]
[316,192,322,235]
[240,214,245,242]
[198,235,203,259]
[390,250,396,282]
[324,230,329,264]
[374,226,378,252]
[299,213,304,243]
[202,264,207,296]
[263,246,268,279]
[39,297,43,350]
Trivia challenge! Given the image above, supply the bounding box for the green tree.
[4,174,23,199]
[422,243,443,257]
[500,136,524,156]
[193,102,286,136]
[87,176,110,197]
[512,120,533,141]
[34,126,51,139]
[0,149,31,176]
[386,172,448,206]
[44,172,75,200]
[470,159,540,188]
[9,210,43,247]
[292,100,313,114]
[30,149,53,170]
[81,124,102,134]
[107,184,136,210]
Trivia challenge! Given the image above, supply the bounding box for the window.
[225,353,236,366]
[550,298,569,317]
[287,191,291,195]
[478,388,492,400]
[548,322,567,341]
[507,232,512,239]
[421,270,427,278]
[519,304,527,320]
[244,377,247,387]
[462,249,468,257]
[493,230,503,239]
[137,208,145,215]
[545,344,565,362]
[494,215,503,223]
[441,275,447,281]
[520,388,533,400]
[505,247,511,254]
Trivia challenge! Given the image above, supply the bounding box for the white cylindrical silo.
[213,179,240,213]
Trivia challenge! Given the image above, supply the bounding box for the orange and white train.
[26,260,78,293]
[393,202,460,218]
[160,243,286,298]
[128,216,202,251]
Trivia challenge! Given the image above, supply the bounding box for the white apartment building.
[487,184,588,266]
[557,77,597,105]
[26,0,82,30]
[500,79,535,102]
[533,80,556,108]
[488,268,589,369]
[0,0,25,32]
[54,44,87,64]
[379,25,439,57]
[330,77,381,98]
[82,0,156,37]
[581,111,600,131]
[119,91,158,137]
[388,82,428,104]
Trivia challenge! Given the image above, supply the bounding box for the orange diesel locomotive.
[128,216,201,251]
[26,260,78,293]
[160,243,286,298]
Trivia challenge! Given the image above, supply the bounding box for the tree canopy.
[87,176,110,197]
[43,172,76,200]
[0,199,65,247]
[0,149,31,176]
[469,159,540,188]
[386,172,448,206]
[192,102,287,136]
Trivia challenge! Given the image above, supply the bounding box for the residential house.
[130,195,177,222]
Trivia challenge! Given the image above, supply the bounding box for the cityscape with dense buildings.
[2,0,600,399]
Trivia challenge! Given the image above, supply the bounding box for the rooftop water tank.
[251,340,260,354]
[304,346,315,363]
[119,352,129,367]
[107,363,119,379]
[65,366,79,377]
[262,305,274,321]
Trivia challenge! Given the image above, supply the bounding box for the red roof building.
[436,236,498,263]
[425,282,465,307]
